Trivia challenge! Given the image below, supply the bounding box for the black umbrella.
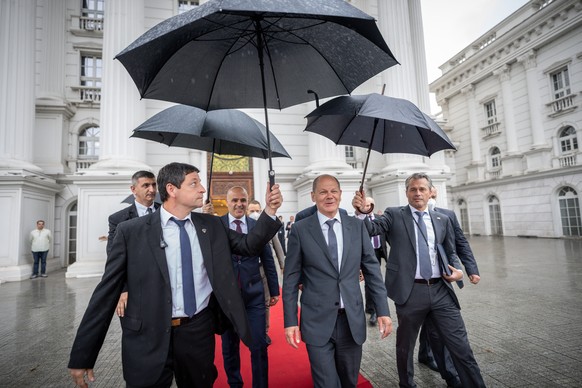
[304,93,456,213]
[115,0,398,185]
[130,105,290,202]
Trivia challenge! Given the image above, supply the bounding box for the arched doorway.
[488,195,503,236]
[558,187,582,237]
[208,154,254,216]
[67,202,78,265]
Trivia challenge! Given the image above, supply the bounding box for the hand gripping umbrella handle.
[358,185,374,215]
[269,170,275,189]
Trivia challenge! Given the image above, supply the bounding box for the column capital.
[493,64,512,82]
[460,84,475,96]
[517,49,537,70]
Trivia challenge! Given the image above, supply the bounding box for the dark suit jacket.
[434,206,478,277]
[69,210,281,386]
[365,213,388,260]
[365,206,462,308]
[220,215,279,298]
[283,212,389,347]
[106,202,160,255]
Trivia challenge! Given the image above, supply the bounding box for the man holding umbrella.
[68,162,284,388]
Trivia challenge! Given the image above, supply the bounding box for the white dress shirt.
[160,206,212,317]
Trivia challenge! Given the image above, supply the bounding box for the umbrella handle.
[357,185,374,215]
[269,170,275,189]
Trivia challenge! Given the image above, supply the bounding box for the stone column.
[0,0,41,172]
[463,85,485,182]
[494,65,522,175]
[90,0,149,171]
[494,65,518,154]
[304,133,352,173]
[518,50,552,172]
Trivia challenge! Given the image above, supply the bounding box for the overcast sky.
[420,0,529,112]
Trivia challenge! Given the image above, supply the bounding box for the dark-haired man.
[69,162,283,388]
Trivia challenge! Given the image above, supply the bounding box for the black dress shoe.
[369,312,377,325]
[446,376,462,388]
[418,358,439,372]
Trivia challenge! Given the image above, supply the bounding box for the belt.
[171,316,193,327]
[414,278,442,285]
[337,308,346,315]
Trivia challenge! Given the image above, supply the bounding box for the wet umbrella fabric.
[130,105,291,201]
[304,93,455,210]
[131,105,290,159]
[115,0,399,184]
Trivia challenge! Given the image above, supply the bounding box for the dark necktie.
[146,207,153,214]
[233,219,243,234]
[171,218,196,317]
[415,211,432,280]
[325,219,339,271]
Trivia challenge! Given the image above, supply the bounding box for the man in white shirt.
[29,220,52,279]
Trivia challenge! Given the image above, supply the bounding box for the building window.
[457,199,470,233]
[79,126,100,159]
[67,202,78,265]
[81,55,102,88]
[484,100,497,125]
[551,67,571,100]
[178,0,199,14]
[488,196,503,236]
[559,126,578,154]
[81,0,104,30]
[489,147,501,169]
[558,187,582,237]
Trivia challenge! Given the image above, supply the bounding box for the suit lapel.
[401,206,417,250]
[191,213,213,281]
[146,211,170,286]
[429,210,443,244]
[339,214,354,276]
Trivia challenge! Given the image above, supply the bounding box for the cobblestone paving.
[1,236,581,387]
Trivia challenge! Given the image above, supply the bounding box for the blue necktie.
[325,219,339,271]
[415,211,432,280]
[171,218,196,317]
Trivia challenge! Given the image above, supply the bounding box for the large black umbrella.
[304,93,456,213]
[115,0,398,185]
[130,105,290,201]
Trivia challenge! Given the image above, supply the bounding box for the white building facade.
[431,0,582,239]
[3,0,526,281]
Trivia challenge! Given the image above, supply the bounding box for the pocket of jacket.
[386,261,399,272]
[121,315,142,331]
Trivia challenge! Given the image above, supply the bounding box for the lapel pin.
[202,229,207,233]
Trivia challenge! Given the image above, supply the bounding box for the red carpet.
[214,298,372,387]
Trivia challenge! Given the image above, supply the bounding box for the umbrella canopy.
[304,93,456,213]
[131,105,291,201]
[116,0,398,184]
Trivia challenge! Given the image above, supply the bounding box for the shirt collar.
[317,211,341,227]
[135,200,154,214]
[160,205,191,227]
[228,214,246,226]
[409,204,429,216]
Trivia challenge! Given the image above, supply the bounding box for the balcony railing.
[559,154,578,167]
[482,122,501,137]
[76,160,97,171]
[72,86,101,103]
[80,16,103,31]
[547,94,576,116]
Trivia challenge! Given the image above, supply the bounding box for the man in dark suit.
[106,170,159,317]
[418,188,481,386]
[353,173,485,388]
[355,196,388,326]
[277,215,286,255]
[283,174,392,388]
[68,162,283,388]
[285,215,294,238]
[220,186,279,388]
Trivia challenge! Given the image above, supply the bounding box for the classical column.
[90,0,148,171]
[463,85,485,182]
[304,133,352,172]
[494,65,518,154]
[519,51,546,147]
[0,0,41,172]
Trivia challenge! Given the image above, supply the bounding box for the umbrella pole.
[255,19,275,188]
[206,140,215,204]
[358,118,380,215]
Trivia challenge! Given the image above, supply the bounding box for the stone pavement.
[0,236,581,387]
